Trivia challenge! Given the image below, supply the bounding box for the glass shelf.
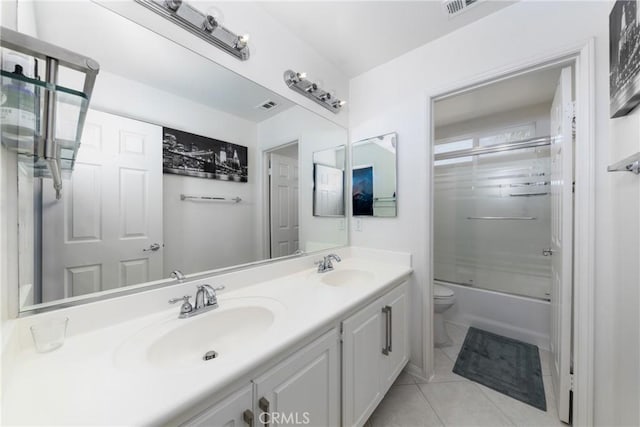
[1,70,89,177]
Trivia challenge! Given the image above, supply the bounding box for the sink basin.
[114,297,285,370]
[320,269,375,287]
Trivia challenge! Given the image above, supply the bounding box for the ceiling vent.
[257,100,278,111]
[442,0,480,18]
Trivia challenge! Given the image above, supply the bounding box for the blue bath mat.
[453,327,547,411]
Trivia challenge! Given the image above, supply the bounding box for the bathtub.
[436,280,551,350]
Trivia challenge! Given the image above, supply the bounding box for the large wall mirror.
[8,1,347,311]
[352,133,398,217]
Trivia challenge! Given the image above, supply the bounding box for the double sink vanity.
[1,248,412,426]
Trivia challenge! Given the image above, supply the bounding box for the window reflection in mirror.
[351,133,397,217]
[11,1,348,311]
[313,146,346,217]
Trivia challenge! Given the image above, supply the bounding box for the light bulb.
[235,34,250,50]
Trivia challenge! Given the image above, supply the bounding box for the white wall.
[257,106,348,255]
[348,2,616,408]
[607,89,640,425]
[434,102,551,141]
[96,0,349,128]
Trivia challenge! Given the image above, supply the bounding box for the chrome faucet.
[171,270,186,283]
[195,284,225,310]
[316,253,341,273]
[169,284,225,318]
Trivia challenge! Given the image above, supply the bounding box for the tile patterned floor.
[366,323,565,427]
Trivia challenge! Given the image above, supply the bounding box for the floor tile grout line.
[472,380,520,426]
[415,382,447,427]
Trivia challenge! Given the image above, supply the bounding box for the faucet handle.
[197,284,225,292]
[169,295,193,316]
[169,295,191,304]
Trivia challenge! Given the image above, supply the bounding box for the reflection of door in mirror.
[313,145,346,218]
[268,144,299,258]
[313,164,345,216]
[41,110,163,303]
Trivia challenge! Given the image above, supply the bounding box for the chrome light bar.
[135,0,249,61]
[283,70,346,114]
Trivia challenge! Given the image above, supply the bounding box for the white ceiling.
[434,66,562,127]
[258,1,516,78]
[33,2,294,123]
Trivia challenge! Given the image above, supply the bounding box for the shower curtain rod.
[434,136,551,161]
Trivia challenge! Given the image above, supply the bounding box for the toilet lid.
[433,284,454,298]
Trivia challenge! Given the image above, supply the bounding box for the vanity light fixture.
[283,70,346,114]
[135,0,250,60]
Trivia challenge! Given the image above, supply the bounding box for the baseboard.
[446,318,550,350]
[404,361,430,382]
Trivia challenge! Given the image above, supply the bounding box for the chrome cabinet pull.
[243,409,254,427]
[382,306,390,355]
[387,305,393,353]
[258,397,270,427]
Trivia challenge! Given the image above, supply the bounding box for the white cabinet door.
[342,295,385,427]
[380,283,409,391]
[342,282,409,427]
[182,384,253,427]
[253,329,340,427]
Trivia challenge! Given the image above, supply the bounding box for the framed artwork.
[162,127,248,182]
[352,165,374,216]
[610,0,640,118]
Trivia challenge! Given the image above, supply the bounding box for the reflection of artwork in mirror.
[352,132,398,217]
[163,127,248,182]
[352,166,374,216]
[312,145,346,217]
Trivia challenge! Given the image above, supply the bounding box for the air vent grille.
[257,100,278,110]
[443,0,480,17]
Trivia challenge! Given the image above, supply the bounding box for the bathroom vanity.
[1,248,411,426]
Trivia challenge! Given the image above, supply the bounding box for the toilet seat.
[434,284,454,298]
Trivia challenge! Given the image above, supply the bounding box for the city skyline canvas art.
[162,127,248,182]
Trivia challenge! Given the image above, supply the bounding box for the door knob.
[542,248,554,256]
[143,243,163,252]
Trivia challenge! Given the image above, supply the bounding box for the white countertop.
[1,249,412,426]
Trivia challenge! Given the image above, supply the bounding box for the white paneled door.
[269,152,299,258]
[42,110,163,302]
[549,66,574,423]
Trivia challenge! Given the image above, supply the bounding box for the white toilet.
[433,283,456,347]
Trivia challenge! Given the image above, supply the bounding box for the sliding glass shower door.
[433,141,552,300]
